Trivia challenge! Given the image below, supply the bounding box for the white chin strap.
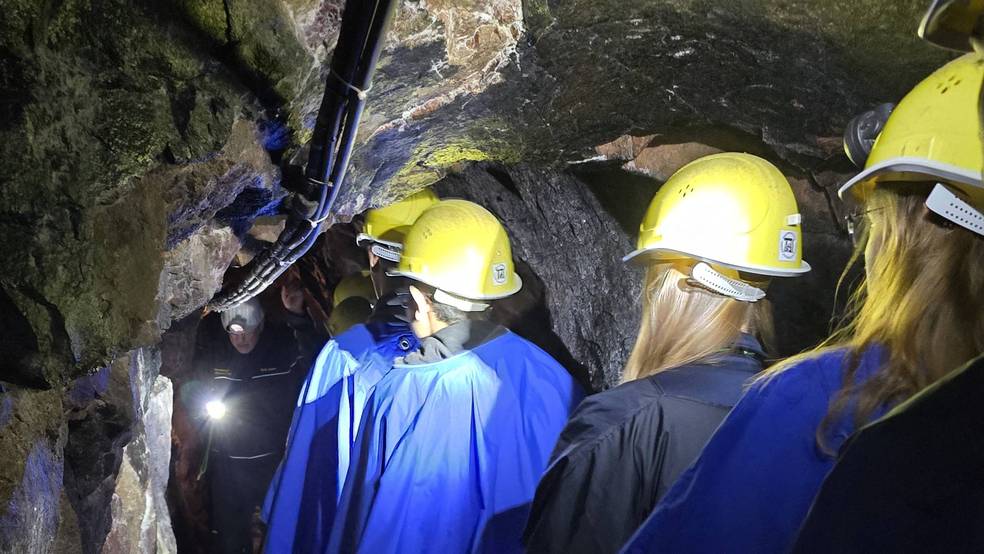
[926,183,984,237]
[433,289,490,312]
[690,262,766,303]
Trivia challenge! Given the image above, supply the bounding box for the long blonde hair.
[622,261,775,382]
[763,184,984,448]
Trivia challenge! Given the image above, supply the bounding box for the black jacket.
[792,353,984,553]
[522,334,765,554]
[188,319,311,460]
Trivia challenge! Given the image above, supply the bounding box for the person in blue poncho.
[329,199,583,554]
[622,53,984,554]
[261,189,439,553]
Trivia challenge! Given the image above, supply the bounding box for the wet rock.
[0,443,66,553]
[61,360,133,554]
[156,224,242,328]
[335,0,954,212]
[52,491,83,554]
[162,119,283,249]
[0,387,67,553]
[101,357,175,554]
[59,349,175,554]
[159,315,211,554]
[0,2,284,385]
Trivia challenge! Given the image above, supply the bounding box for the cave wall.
[0,0,949,551]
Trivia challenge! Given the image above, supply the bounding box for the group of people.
[206,4,984,553]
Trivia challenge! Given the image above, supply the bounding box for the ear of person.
[408,285,430,322]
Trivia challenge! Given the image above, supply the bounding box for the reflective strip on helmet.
[433,289,490,312]
[690,262,767,303]
[927,183,984,236]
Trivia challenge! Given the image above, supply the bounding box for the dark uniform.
[522,334,765,554]
[792,353,984,553]
[191,318,312,554]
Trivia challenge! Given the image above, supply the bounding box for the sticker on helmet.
[779,230,798,261]
[492,263,507,285]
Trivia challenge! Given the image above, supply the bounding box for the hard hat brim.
[838,156,983,201]
[918,0,983,52]
[622,246,811,277]
[385,269,523,300]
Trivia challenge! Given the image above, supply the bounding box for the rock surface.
[0,388,67,553]
[100,352,175,554]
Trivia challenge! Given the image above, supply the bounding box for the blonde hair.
[762,184,984,449]
[622,261,775,382]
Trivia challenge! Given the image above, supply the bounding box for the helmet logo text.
[779,231,798,261]
[492,263,507,285]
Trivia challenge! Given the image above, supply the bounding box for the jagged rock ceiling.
[0,0,953,551]
[0,0,951,385]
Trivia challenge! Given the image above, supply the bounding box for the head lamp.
[205,399,227,420]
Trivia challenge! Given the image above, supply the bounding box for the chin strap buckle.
[689,262,766,303]
[369,243,402,263]
[926,183,984,237]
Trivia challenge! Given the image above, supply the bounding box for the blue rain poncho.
[262,316,418,554]
[328,327,583,554]
[621,348,885,554]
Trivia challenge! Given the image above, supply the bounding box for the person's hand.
[281,283,305,315]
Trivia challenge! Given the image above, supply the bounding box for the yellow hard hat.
[356,189,440,257]
[328,296,373,336]
[332,270,376,308]
[918,0,984,51]
[839,53,984,209]
[625,152,811,278]
[389,199,522,311]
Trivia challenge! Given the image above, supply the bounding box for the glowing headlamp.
[205,399,227,420]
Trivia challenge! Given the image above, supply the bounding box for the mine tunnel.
[1,0,982,553]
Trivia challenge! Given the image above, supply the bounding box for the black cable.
[209,0,398,311]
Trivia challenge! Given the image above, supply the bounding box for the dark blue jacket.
[622,347,884,554]
[523,334,765,554]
